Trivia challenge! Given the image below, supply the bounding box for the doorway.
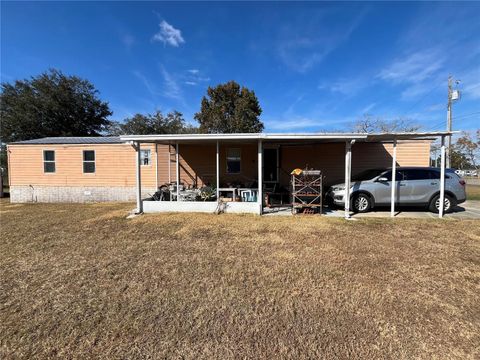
[263,147,279,183]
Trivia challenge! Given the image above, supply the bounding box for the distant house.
[7,132,449,216]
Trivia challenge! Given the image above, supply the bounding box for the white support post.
[155,143,159,189]
[390,138,397,217]
[135,141,143,214]
[176,142,180,202]
[344,141,352,219]
[168,143,172,183]
[439,136,446,218]
[258,140,263,215]
[216,141,220,200]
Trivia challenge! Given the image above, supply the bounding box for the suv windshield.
[352,169,386,181]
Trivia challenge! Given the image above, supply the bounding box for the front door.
[263,148,279,183]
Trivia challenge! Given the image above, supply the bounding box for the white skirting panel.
[143,200,261,214]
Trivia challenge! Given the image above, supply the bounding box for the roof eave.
[119,133,369,142]
[119,131,456,143]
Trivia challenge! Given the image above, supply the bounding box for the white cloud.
[182,69,210,86]
[361,103,376,114]
[122,34,135,49]
[459,67,480,100]
[276,10,366,73]
[319,77,368,96]
[378,49,444,84]
[132,70,160,98]
[265,116,353,132]
[377,48,450,100]
[133,67,184,105]
[464,82,480,99]
[266,118,323,131]
[159,65,183,102]
[425,103,444,112]
[278,38,332,73]
[152,20,185,47]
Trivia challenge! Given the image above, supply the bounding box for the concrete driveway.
[264,201,480,219]
[326,200,480,219]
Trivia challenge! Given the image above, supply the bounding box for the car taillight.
[459,179,466,186]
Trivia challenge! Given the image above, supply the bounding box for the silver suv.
[327,167,466,213]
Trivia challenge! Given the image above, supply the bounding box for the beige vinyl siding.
[164,143,257,187]
[383,141,431,166]
[280,141,431,186]
[8,143,157,187]
[8,140,431,189]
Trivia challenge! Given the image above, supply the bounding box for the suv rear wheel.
[429,194,454,213]
[352,193,372,213]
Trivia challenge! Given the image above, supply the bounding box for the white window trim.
[226,147,241,174]
[43,149,56,174]
[82,150,96,174]
[140,149,152,167]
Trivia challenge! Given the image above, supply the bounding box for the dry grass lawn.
[467,184,480,200]
[1,199,479,359]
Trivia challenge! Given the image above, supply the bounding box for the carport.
[120,131,454,218]
[349,132,454,219]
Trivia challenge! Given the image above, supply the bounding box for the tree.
[352,114,421,133]
[0,69,112,143]
[194,81,263,133]
[106,110,197,135]
[456,131,479,169]
[431,130,480,169]
[451,147,474,169]
[434,147,473,169]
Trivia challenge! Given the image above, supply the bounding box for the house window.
[83,150,95,173]
[43,150,55,173]
[140,149,151,166]
[226,148,241,174]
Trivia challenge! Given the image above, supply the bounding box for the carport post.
[216,141,220,200]
[439,135,446,218]
[344,140,352,219]
[176,142,180,202]
[390,138,397,217]
[155,143,159,189]
[168,142,172,183]
[135,141,143,214]
[258,139,263,215]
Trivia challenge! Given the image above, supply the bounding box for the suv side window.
[429,170,440,180]
[402,169,430,180]
[429,170,450,180]
[381,170,403,181]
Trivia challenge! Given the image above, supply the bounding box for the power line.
[465,83,480,91]
[453,111,480,120]
[400,79,445,118]
[429,120,446,131]
[428,111,480,132]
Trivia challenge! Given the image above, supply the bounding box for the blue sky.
[1,1,479,132]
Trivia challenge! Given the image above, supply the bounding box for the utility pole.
[446,76,453,168]
[446,76,461,168]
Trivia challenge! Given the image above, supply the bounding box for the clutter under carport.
[291,168,323,215]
